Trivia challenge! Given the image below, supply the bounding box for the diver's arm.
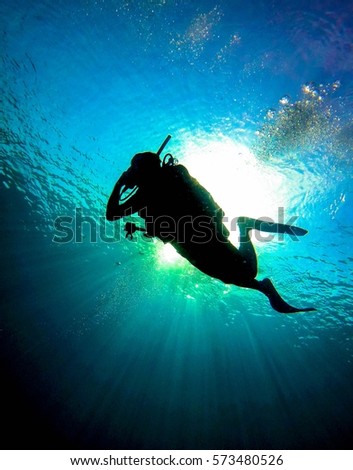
[106,179,124,221]
[106,171,143,221]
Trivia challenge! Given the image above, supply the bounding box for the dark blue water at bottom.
[2,185,353,450]
[1,0,353,450]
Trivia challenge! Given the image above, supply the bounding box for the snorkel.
[156,134,172,157]
[156,134,177,167]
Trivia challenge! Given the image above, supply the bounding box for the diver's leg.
[244,277,316,314]
[237,219,258,278]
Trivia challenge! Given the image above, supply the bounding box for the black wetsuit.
[122,164,248,284]
[107,159,315,313]
[138,165,226,239]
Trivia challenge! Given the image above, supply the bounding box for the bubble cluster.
[254,81,342,161]
[279,95,290,106]
[169,6,223,61]
[215,33,241,64]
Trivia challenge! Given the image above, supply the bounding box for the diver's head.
[129,152,161,185]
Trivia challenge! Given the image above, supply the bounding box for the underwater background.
[1,0,353,450]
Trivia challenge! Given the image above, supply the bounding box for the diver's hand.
[119,169,135,189]
[106,168,139,221]
[117,170,128,185]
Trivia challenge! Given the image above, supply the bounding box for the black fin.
[237,216,308,236]
[257,278,316,314]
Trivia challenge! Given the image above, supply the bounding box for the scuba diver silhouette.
[106,135,315,314]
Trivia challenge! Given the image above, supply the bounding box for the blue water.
[1,0,353,450]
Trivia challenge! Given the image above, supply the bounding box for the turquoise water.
[1,0,353,449]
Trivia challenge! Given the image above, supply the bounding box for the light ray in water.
[158,243,182,265]
[179,134,289,220]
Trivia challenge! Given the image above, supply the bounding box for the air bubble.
[279,95,290,105]
[266,109,276,119]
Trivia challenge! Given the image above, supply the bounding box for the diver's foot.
[259,278,316,314]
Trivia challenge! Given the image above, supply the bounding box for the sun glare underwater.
[1,0,353,450]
